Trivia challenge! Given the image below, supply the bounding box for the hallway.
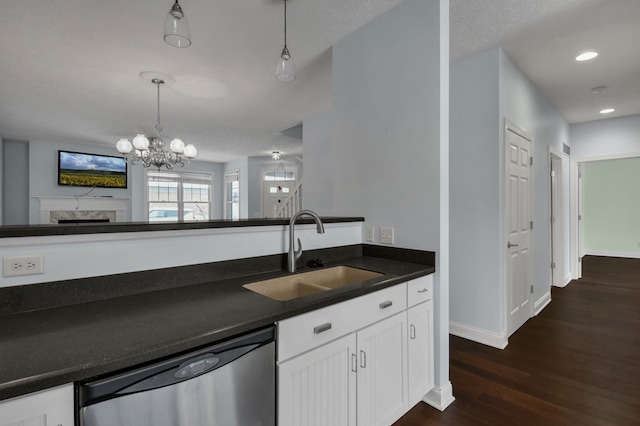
[395,256,640,425]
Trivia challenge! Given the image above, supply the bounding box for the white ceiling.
[1,0,638,162]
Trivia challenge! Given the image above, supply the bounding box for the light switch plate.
[380,227,394,244]
[365,226,375,242]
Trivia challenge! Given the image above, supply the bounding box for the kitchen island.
[0,243,434,401]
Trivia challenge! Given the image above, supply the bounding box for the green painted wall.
[584,157,640,255]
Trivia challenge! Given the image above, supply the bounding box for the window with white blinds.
[146,170,212,222]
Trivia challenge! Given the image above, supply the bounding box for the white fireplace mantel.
[34,196,129,224]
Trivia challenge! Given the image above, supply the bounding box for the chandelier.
[116,77,196,169]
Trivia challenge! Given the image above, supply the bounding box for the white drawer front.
[277,284,407,361]
[407,274,433,307]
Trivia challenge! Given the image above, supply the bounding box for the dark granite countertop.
[0,217,364,238]
[0,245,434,401]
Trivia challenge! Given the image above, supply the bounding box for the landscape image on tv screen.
[58,150,127,188]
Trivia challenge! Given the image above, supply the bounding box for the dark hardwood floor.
[394,256,640,425]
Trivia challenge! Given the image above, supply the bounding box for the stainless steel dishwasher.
[78,326,275,426]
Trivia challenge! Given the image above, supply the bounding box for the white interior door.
[505,122,533,336]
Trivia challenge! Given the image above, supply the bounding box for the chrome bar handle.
[417,288,429,293]
[360,350,367,368]
[379,300,393,309]
[313,322,332,334]
[410,324,416,340]
[508,242,519,248]
[351,353,357,372]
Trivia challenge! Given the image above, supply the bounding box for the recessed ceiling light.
[600,108,615,114]
[576,51,598,61]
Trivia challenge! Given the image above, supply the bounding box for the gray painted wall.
[450,48,502,332]
[4,140,30,225]
[0,138,3,224]
[499,49,571,303]
[302,110,332,214]
[571,114,640,159]
[326,0,452,404]
[331,0,440,250]
[449,47,570,340]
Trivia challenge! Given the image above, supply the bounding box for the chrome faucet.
[288,210,325,273]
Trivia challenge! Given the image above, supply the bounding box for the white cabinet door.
[407,300,434,406]
[356,313,408,426]
[0,384,74,426]
[278,333,357,426]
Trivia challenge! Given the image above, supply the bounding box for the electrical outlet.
[365,226,375,242]
[3,255,44,277]
[380,227,394,245]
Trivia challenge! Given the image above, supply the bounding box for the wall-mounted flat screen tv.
[58,150,127,188]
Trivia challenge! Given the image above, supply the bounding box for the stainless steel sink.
[242,266,383,301]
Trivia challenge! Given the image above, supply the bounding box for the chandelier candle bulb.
[132,134,150,150]
[116,138,133,154]
[170,138,185,153]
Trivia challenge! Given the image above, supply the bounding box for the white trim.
[584,250,640,259]
[569,152,640,281]
[422,381,455,411]
[449,321,508,350]
[574,151,640,163]
[563,273,573,287]
[570,159,580,279]
[34,196,128,224]
[533,291,551,316]
[548,146,564,289]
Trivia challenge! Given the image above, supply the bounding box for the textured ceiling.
[1,0,638,162]
[451,0,640,124]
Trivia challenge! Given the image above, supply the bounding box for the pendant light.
[164,0,191,48]
[276,0,295,82]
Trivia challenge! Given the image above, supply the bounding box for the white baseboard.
[449,321,508,349]
[562,273,573,287]
[423,381,455,411]
[534,291,551,316]
[585,250,640,259]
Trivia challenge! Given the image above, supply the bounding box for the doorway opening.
[549,148,564,287]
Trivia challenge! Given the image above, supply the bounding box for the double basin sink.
[243,266,383,301]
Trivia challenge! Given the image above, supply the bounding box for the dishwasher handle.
[117,344,258,396]
[79,326,275,408]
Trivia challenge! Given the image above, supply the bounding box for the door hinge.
[578,257,582,263]
[578,172,582,179]
[578,214,582,221]
[551,262,556,269]
[530,285,534,294]
[530,221,534,230]
[530,157,533,166]
[550,217,555,224]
